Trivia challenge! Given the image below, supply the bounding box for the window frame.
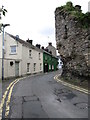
[29,50,32,57]
[10,45,16,54]
[27,63,30,73]
[34,63,36,71]
[39,53,41,60]
[40,63,42,70]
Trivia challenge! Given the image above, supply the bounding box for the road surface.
[2,71,88,118]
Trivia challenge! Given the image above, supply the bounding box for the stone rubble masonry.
[55,7,90,80]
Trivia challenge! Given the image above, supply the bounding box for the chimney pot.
[36,44,41,49]
[26,39,33,45]
[49,42,52,46]
[42,46,44,50]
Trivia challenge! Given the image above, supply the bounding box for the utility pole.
[2,24,10,80]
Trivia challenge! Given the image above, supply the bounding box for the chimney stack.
[49,42,52,46]
[36,44,41,49]
[26,39,33,45]
[42,46,44,50]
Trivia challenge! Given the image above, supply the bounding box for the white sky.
[0,0,89,49]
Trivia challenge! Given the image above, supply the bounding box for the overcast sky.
[0,0,89,49]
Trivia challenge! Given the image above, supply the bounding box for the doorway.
[44,63,48,73]
[15,61,19,77]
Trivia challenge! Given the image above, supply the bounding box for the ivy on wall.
[57,1,90,29]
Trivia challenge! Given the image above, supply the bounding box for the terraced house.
[0,32,43,79]
[41,43,58,73]
[43,50,58,73]
[0,33,58,80]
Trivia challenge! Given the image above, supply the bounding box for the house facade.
[0,33,43,80]
[43,50,58,73]
[46,42,57,57]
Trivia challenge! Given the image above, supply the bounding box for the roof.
[6,32,58,59]
[6,32,43,53]
[43,49,58,59]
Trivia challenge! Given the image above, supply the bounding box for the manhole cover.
[23,95,39,102]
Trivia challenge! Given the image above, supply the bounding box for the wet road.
[2,71,88,118]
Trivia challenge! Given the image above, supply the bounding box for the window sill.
[27,72,31,74]
[29,57,32,59]
[9,53,17,55]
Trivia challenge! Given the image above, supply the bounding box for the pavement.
[0,70,89,118]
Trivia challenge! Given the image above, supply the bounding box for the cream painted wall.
[32,49,43,73]
[0,32,43,79]
[0,33,22,79]
[21,45,43,75]
[4,33,22,60]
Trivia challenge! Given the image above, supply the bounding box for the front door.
[15,61,19,77]
[44,63,48,73]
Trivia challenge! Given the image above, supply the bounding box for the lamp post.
[2,24,10,80]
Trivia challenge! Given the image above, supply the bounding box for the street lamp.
[2,24,10,80]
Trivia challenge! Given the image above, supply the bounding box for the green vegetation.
[0,6,7,32]
[57,1,90,29]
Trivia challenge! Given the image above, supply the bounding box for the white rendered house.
[0,32,43,80]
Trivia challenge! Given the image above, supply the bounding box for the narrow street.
[2,71,88,118]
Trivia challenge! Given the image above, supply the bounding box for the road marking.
[4,76,27,117]
[0,78,19,119]
[54,74,89,94]
[0,76,27,118]
[5,79,20,117]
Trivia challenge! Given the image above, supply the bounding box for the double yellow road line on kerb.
[0,77,26,119]
[54,74,89,95]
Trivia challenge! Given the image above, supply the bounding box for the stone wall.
[55,6,90,80]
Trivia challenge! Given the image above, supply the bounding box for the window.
[39,53,41,60]
[40,63,42,70]
[29,50,32,57]
[45,56,47,60]
[34,63,36,71]
[27,63,30,72]
[10,46,16,54]
[49,57,51,60]
[52,65,54,70]
[49,64,51,70]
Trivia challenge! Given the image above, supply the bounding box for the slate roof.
[6,32,58,59]
[7,32,43,53]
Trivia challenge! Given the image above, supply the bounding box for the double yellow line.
[0,77,25,118]
[54,74,89,94]
[0,73,42,119]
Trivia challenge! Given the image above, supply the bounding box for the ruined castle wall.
[55,8,90,79]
